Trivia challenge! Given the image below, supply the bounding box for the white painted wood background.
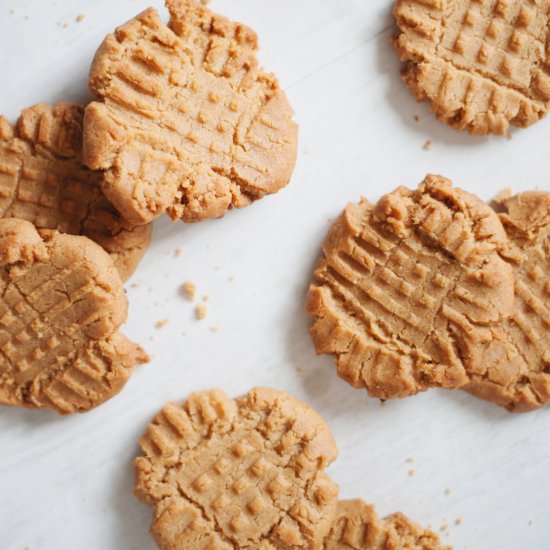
[1,1,549,549]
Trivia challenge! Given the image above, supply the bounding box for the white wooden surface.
[1,1,549,549]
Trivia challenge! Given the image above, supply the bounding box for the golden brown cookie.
[306,175,514,400]
[324,500,450,550]
[0,102,152,281]
[83,0,298,225]
[393,0,550,135]
[0,219,148,414]
[465,191,550,411]
[135,388,339,549]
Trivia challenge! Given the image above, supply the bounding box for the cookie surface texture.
[135,388,339,549]
[0,102,151,281]
[84,0,298,225]
[307,175,514,400]
[393,0,550,135]
[465,191,550,411]
[0,219,148,414]
[324,500,449,550]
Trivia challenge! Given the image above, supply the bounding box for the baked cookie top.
[324,500,449,550]
[393,0,550,135]
[0,102,151,281]
[307,175,514,400]
[466,190,550,411]
[0,219,147,414]
[135,388,339,549]
[84,0,298,225]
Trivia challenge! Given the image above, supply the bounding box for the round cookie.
[83,0,298,225]
[307,175,514,400]
[0,102,152,281]
[0,219,148,414]
[135,388,339,549]
[324,500,449,550]
[393,0,550,135]
[465,191,550,411]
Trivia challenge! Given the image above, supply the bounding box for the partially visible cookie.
[465,191,550,411]
[307,175,514,400]
[83,0,298,225]
[324,500,449,550]
[393,0,550,135]
[135,388,339,549]
[0,102,152,281]
[0,219,148,414]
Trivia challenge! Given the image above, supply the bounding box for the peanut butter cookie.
[307,175,514,401]
[465,191,550,411]
[325,500,449,550]
[393,0,550,135]
[84,0,298,225]
[135,388,339,549]
[0,102,151,281]
[0,219,148,414]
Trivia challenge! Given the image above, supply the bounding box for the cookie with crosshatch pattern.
[0,102,151,281]
[135,388,339,549]
[465,190,550,411]
[393,0,550,135]
[306,175,515,401]
[0,219,148,414]
[83,0,298,225]
[324,500,450,550]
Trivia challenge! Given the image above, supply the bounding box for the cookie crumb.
[76,14,86,23]
[414,115,420,122]
[408,469,415,477]
[444,487,451,496]
[405,456,414,464]
[422,139,432,151]
[202,294,209,302]
[440,523,448,532]
[181,281,197,301]
[195,303,208,320]
[130,282,140,289]
[228,275,235,282]
[155,319,169,329]
[209,324,219,332]
[296,367,303,374]
[454,518,462,526]
[174,247,183,257]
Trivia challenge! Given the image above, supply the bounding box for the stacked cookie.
[307,175,550,412]
[135,387,450,549]
[0,0,297,415]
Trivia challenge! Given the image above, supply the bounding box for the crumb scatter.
[195,303,208,320]
[155,319,169,329]
[182,281,197,301]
